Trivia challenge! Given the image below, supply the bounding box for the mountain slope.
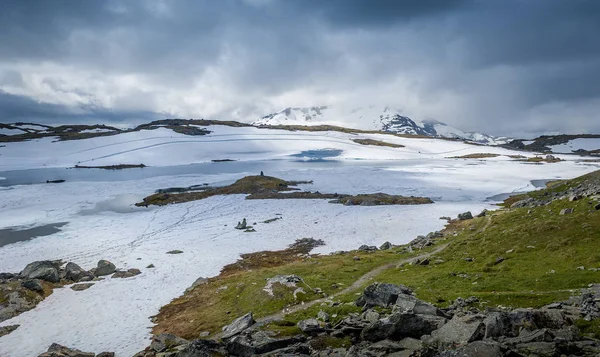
[254,105,510,145]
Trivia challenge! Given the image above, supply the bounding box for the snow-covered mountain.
[253,105,510,145]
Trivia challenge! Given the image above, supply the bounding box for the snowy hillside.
[0,122,598,357]
[254,105,510,145]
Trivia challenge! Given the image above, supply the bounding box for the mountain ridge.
[253,105,511,145]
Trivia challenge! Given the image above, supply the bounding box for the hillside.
[140,170,600,356]
[506,135,600,156]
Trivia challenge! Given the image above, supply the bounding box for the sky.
[0,0,599,137]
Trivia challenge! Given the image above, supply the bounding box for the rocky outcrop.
[37,343,113,357]
[2,258,140,323]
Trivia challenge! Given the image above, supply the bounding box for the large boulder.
[38,343,95,357]
[94,260,116,277]
[356,283,413,308]
[361,312,446,342]
[226,330,305,357]
[20,261,60,283]
[222,312,255,339]
[458,212,473,220]
[430,314,485,347]
[64,262,90,282]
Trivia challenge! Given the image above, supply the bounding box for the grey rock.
[199,331,210,338]
[222,312,255,339]
[560,208,574,215]
[0,273,15,280]
[111,268,141,279]
[431,314,485,347]
[38,343,95,357]
[70,283,94,291]
[476,209,488,218]
[20,261,60,283]
[185,277,208,293]
[226,330,305,357]
[483,309,536,339]
[362,310,380,323]
[150,333,189,352]
[595,203,600,210]
[297,318,324,334]
[21,279,44,292]
[445,340,504,357]
[379,242,392,250]
[146,264,155,268]
[166,250,184,254]
[64,262,89,282]
[0,324,19,337]
[361,312,446,342]
[458,211,473,220]
[235,218,248,230]
[96,353,115,357]
[94,260,116,276]
[356,283,413,308]
[358,245,378,252]
[317,310,330,322]
[394,292,441,316]
[514,342,557,357]
[504,328,554,345]
[166,339,225,357]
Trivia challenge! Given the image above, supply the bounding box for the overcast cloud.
[0,0,599,137]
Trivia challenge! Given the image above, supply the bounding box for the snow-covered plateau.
[0,124,598,356]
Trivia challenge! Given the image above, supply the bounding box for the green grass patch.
[575,319,600,339]
[372,197,600,309]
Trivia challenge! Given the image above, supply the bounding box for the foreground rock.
[94,260,116,277]
[222,312,255,339]
[132,282,600,356]
[70,283,94,291]
[63,262,91,282]
[20,260,60,283]
[37,343,114,357]
[111,269,141,279]
[1,258,138,323]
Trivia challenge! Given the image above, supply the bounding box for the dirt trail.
[254,242,449,326]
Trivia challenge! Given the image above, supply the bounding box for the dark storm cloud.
[0,90,159,124]
[0,0,599,136]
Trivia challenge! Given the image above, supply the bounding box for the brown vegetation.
[351,138,405,148]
